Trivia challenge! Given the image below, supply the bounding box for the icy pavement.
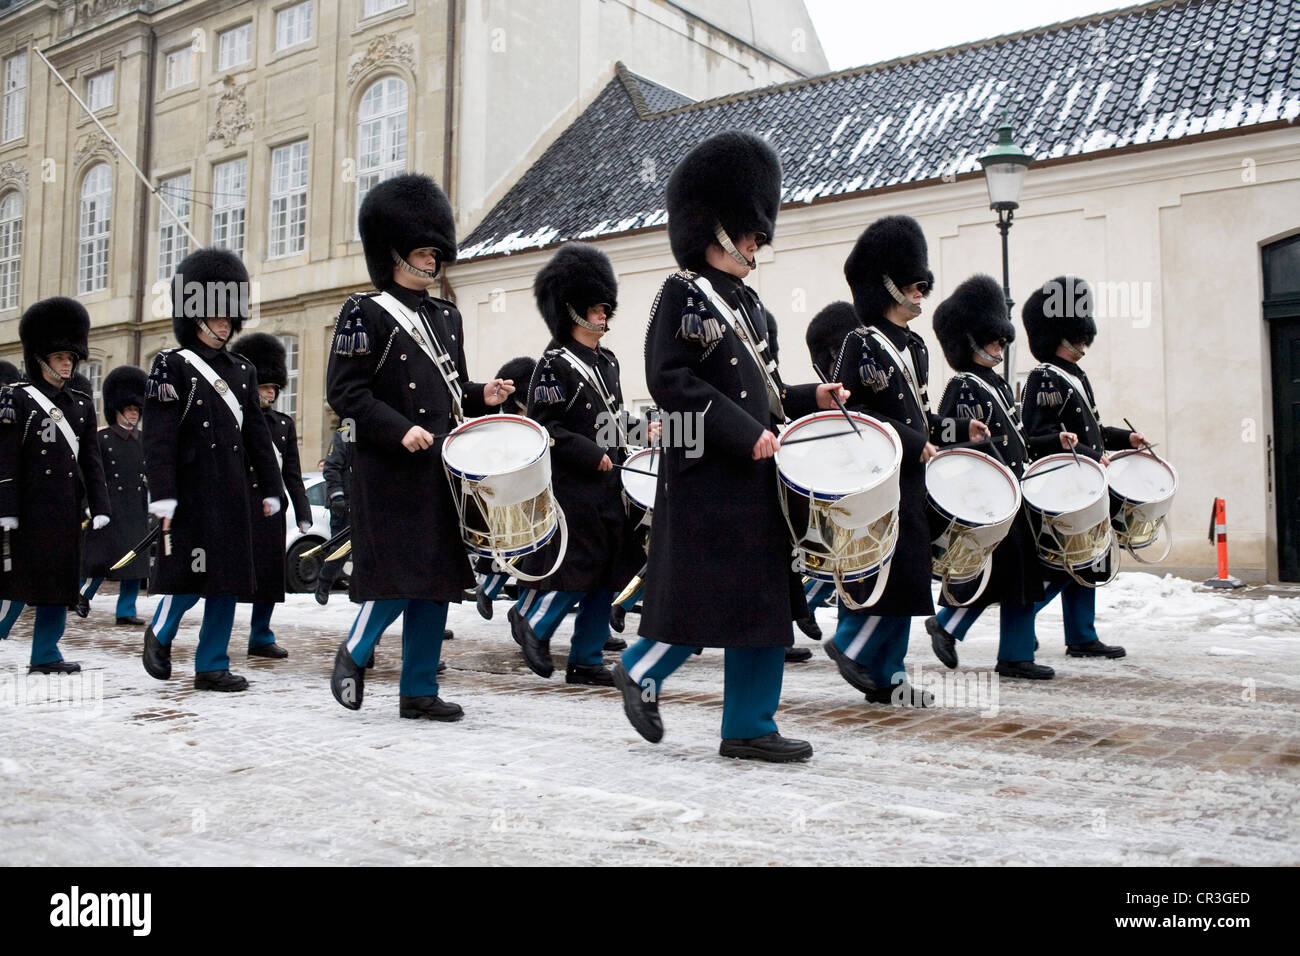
[1,572,1297,866]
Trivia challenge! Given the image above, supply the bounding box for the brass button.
[740,390,748,398]
[730,357,738,365]
[400,354,407,360]
[409,382,416,389]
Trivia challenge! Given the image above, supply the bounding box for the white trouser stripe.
[520,588,539,616]
[947,606,969,631]
[629,641,672,685]
[527,590,559,628]
[0,600,10,618]
[845,615,881,660]
[156,593,173,627]
[346,601,375,654]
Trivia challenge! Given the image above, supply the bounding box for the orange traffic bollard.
[1203,497,1243,589]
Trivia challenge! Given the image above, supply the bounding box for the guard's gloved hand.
[148,499,177,520]
[263,497,281,517]
[0,517,17,531]
[92,514,110,530]
[298,520,312,534]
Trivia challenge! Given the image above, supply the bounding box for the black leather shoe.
[115,616,145,626]
[314,582,330,606]
[443,628,454,641]
[399,695,463,721]
[70,595,90,619]
[719,733,812,762]
[604,635,627,652]
[612,662,663,743]
[824,640,878,694]
[508,606,553,678]
[1066,640,1126,659]
[995,660,1055,679]
[142,626,171,680]
[331,642,364,710]
[366,652,376,670]
[610,604,627,633]
[864,682,934,707]
[476,584,493,620]
[194,670,248,692]
[28,660,81,675]
[926,615,958,669]
[566,662,615,686]
[438,659,447,674]
[795,615,822,640]
[248,643,288,659]
[785,647,812,663]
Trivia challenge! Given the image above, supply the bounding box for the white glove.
[263,497,282,517]
[92,514,110,530]
[0,517,16,531]
[149,498,178,520]
[298,520,312,533]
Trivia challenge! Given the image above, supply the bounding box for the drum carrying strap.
[177,349,244,429]
[866,328,929,418]
[557,347,626,451]
[22,386,79,458]
[960,372,1028,458]
[1035,362,1101,429]
[691,276,786,422]
[372,291,465,422]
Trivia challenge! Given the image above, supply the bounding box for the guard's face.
[408,247,440,275]
[258,383,278,407]
[46,351,76,379]
[586,304,609,331]
[982,339,1004,361]
[902,280,929,305]
[735,233,762,261]
[203,318,232,344]
[119,405,140,426]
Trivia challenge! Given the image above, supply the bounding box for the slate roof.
[460,0,1300,261]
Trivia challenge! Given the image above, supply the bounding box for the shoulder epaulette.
[146,351,178,402]
[334,293,375,358]
[0,384,14,424]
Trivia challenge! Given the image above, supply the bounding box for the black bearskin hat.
[805,301,861,381]
[666,131,781,272]
[358,173,457,290]
[230,332,288,389]
[844,215,934,325]
[102,365,148,425]
[933,274,1014,371]
[496,355,536,414]
[19,296,91,379]
[533,242,618,339]
[1022,275,1097,363]
[170,247,251,348]
[0,360,19,385]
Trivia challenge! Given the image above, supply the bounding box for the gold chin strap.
[883,275,922,317]
[565,303,608,333]
[1061,340,1086,360]
[38,358,71,384]
[392,248,439,279]
[713,222,755,269]
[196,319,230,346]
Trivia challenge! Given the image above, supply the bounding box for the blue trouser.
[803,579,835,614]
[514,588,613,667]
[344,599,447,697]
[150,593,238,673]
[249,602,277,649]
[0,599,25,638]
[832,611,912,687]
[936,577,1098,658]
[1039,579,1099,645]
[29,605,68,667]
[477,572,508,600]
[621,639,786,740]
[81,578,142,619]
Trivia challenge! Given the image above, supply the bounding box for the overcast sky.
[803,0,1146,71]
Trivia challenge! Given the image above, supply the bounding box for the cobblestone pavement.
[1,572,1296,865]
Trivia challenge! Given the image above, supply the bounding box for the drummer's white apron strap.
[691,275,786,422]
[867,328,928,417]
[557,346,626,449]
[372,291,465,421]
[962,372,1028,456]
[21,386,80,459]
[1035,362,1101,428]
[176,349,244,429]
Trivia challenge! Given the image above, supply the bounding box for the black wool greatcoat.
[325,282,487,603]
[518,337,642,593]
[143,344,283,598]
[82,423,150,581]
[832,319,959,618]
[242,407,312,604]
[640,266,819,649]
[0,379,110,605]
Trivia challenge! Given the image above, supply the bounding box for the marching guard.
[326,173,513,721]
[0,297,111,672]
[612,130,846,762]
[141,248,284,692]
[0,360,21,636]
[314,418,353,606]
[230,332,313,659]
[507,242,646,686]
[80,365,151,626]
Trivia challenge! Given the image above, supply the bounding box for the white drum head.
[443,415,547,479]
[927,449,1020,525]
[777,411,900,499]
[1107,452,1177,504]
[621,448,660,512]
[1022,454,1107,514]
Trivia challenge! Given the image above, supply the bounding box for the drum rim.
[776,410,902,502]
[1021,452,1108,517]
[620,447,661,512]
[925,447,1023,527]
[443,413,548,482]
[1106,450,1179,505]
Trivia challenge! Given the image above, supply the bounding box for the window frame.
[267,139,309,260]
[77,164,113,295]
[0,189,22,310]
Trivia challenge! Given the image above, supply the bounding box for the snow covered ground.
[1,572,1297,866]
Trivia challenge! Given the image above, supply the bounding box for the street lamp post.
[978,114,1033,383]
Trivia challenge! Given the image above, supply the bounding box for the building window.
[82,360,103,419]
[164,47,194,90]
[355,76,407,227]
[86,69,114,112]
[2,51,26,142]
[0,191,21,310]
[274,334,298,417]
[78,164,112,294]
[268,140,308,258]
[157,174,192,281]
[211,157,248,258]
[218,23,252,70]
[363,0,406,17]
[276,2,314,51]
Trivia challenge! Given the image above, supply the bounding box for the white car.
[284,472,345,592]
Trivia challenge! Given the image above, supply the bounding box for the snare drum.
[926,448,1021,598]
[442,415,559,560]
[621,447,660,530]
[1107,451,1177,559]
[775,411,901,607]
[1020,453,1111,575]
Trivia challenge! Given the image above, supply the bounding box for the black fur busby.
[805,301,862,380]
[0,360,19,385]
[843,215,934,324]
[1022,275,1096,363]
[102,365,147,425]
[230,332,288,389]
[666,131,782,272]
[170,247,251,348]
[358,173,457,290]
[932,274,1014,371]
[19,296,91,379]
[496,355,536,414]
[533,242,618,339]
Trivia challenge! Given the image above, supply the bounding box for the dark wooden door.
[1264,234,1300,581]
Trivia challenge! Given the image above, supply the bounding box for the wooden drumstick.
[814,366,862,441]
[1123,417,1165,464]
